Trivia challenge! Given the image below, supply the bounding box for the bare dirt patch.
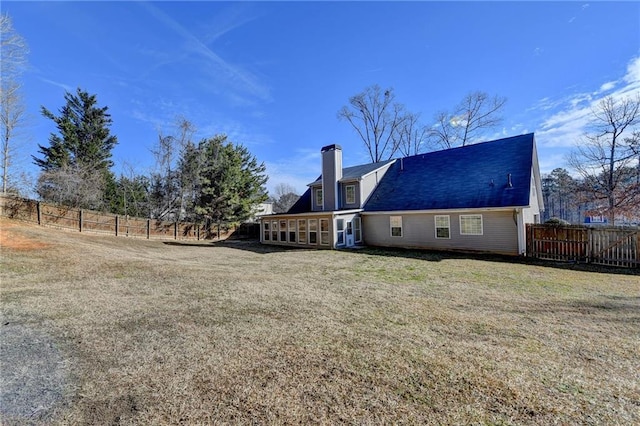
[0,219,49,251]
[1,218,639,424]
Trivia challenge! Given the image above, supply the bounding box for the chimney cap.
[321,144,342,152]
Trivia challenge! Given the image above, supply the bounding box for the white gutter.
[361,206,530,215]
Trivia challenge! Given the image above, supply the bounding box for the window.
[345,185,356,205]
[435,215,450,239]
[336,219,345,246]
[308,219,318,244]
[263,221,270,241]
[288,219,296,242]
[353,217,362,243]
[315,188,323,209]
[320,219,330,245]
[460,214,483,235]
[279,220,287,242]
[390,216,402,237]
[271,220,278,241]
[298,219,307,244]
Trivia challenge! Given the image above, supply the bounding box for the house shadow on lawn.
[163,239,315,254]
[164,239,639,276]
[360,245,640,276]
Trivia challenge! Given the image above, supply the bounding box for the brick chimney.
[321,144,342,210]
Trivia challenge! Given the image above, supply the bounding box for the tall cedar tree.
[195,135,268,225]
[34,88,117,171]
[33,88,117,209]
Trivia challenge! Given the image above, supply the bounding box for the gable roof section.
[341,159,395,182]
[287,187,313,214]
[364,134,536,212]
[307,159,395,186]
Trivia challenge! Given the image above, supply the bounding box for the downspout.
[516,208,526,255]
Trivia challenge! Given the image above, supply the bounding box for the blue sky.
[4,1,640,195]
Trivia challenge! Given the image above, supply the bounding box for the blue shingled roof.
[287,187,313,214]
[363,134,535,212]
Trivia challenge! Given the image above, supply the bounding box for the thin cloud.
[599,81,616,93]
[535,55,640,149]
[38,77,73,93]
[140,2,271,103]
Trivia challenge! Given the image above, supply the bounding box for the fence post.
[115,215,119,237]
[197,224,200,241]
[146,219,150,239]
[174,222,178,240]
[79,209,83,232]
[587,228,596,263]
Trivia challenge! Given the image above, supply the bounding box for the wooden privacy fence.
[526,224,640,268]
[0,195,234,241]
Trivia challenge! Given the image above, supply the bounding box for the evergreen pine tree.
[33,88,118,209]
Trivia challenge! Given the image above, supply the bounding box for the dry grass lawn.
[1,218,639,425]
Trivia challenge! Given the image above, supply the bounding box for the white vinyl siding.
[390,215,402,237]
[460,215,483,235]
[362,211,518,255]
[435,215,450,239]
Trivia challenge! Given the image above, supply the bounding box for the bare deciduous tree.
[149,117,196,220]
[36,164,105,209]
[429,91,507,149]
[396,112,429,157]
[270,183,299,213]
[568,95,640,223]
[338,85,408,162]
[1,13,29,194]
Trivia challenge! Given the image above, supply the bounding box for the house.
[248,202,273,222]
[260,133,544,255]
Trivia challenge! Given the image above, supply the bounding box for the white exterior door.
[346,221,355,247]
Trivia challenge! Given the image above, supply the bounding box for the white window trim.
[288,219,296,243]
[345,184,356,205]
[460,214,483,235]
[434,215,451,239]
[353,217,362,243]
[336,218,345,246]
[263,221,270,241]
[297,219,307,244]
[308,218,318,245]
[319,218,330,246]
[390,215,403,237]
